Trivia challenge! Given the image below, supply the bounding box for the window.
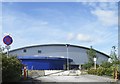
[38,50,41,53]
[23,49,27,53]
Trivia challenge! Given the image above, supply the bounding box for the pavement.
[1,75,119,84]
[34,75,117,82]
[26,70,118,83]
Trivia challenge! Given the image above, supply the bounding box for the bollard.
[117,71,120,79]
[24,66,27,80]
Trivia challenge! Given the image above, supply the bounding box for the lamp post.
[66,44,69,70]
[94,57,97,69]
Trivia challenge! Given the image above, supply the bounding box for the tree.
[82,62,94,70]
[83,46,97,70]
[0,46,23,82]
[110,46,118,62]
[109,46,120,79]
[86,46,96,64]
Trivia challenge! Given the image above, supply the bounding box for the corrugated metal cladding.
[9,44,110,70]
[18,56,73,70]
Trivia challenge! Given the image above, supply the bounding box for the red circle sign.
[3,35,13,45]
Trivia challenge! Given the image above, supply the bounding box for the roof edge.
[9,44,110,58]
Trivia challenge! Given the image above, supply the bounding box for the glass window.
[23,49,27,53]
[38,50,41,53]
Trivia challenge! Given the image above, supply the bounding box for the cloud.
[82,2,118,27]
[91,9,117,27]
[80,2,118,49]
[76,33,93,42]
[67,33,74,40]
[66,33,93,43]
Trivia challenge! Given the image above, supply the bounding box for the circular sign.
[3,35,13,45]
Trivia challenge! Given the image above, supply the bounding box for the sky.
[1,2,118,55]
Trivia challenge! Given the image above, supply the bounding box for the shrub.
[100,61,113,68]
[2,54,23,82]
[88,67,114,76]
[88,69,97,75]
[104,68,113,76]
[96,67,105,76]
[88,67,105,76]
[82,62,93,70]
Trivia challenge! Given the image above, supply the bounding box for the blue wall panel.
[18,56,73,70]
[21,59,66,70]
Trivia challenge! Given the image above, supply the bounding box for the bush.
[88,67,113,76]
[88,67,105,76]
[87,60,120,78]
[96,67,105,76]
[2,54,23,82]
[100,61,113,68]
[88,69,97,75]
[82,62,93,70]
[104,68,113,76]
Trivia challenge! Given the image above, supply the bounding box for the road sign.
[3,35,13,45]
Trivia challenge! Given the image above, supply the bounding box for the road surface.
[34,75,116,82]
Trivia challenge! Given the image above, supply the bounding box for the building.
[17,56,73,70]
[9,44,110,70]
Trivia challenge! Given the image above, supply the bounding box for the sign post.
[94,57,97,69]
[3,35,13,57]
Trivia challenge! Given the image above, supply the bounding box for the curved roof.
[9,44,110,58]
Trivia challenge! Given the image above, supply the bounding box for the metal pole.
[7,49,9,57]
[94,57,96,69]
[94,61,96,69]
[66,44,69,70]
[6,46,10,57]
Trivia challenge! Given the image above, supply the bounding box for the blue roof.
[17,56,73,61]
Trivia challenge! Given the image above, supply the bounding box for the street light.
[66,44,69,70]
[94,57,97,69]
